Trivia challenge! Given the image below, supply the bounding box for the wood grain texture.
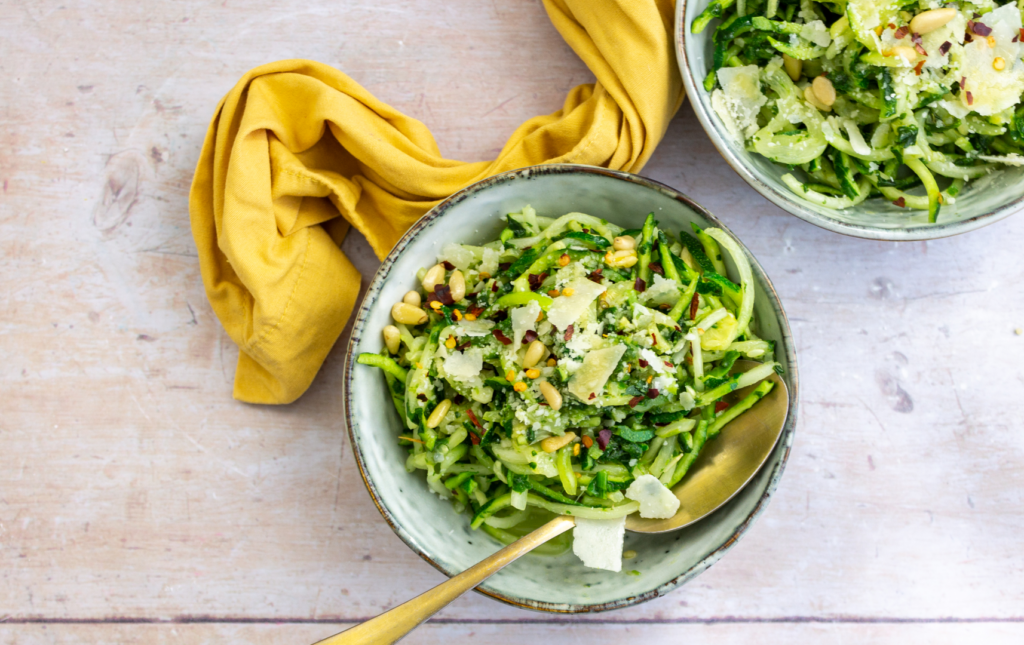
[1,0,1023,642]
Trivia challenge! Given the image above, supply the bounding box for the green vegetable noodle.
[357,207,779,551]
[695,0,1024,223]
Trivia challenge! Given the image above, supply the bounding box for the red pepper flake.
[961,76,966,90]
[634,277,646,293]
[649,262,664,276]
[914,42,927,56]
[491,310,508,322]
[1019,28,1024,40]
[498,262,511,272]
[469,431,481,445]
[467,305,485,317]
[628,395,644,408]
[417,393,427,401]
[491,282,499,292]
[456,340,472,351]
[491,329,513,345]
[887,22,895,30]
[522,329,538,345]
[434,284,455,305]
[527,272,548,291]
[939,41,952,55]
[914,60,925,76]
[647,388,660,399]
[465,408,483,429]
[564,324,574,341]
[689,293,700,319]
[894,25,909,39]
[651,332,657,345]
[442,260,455,271]
[426,292,440,306]
[597,429,612,449]
[582,228,590,233]
[453,394,465,405]
[893,197,906,207]
[715,401,731,414]
[582,435,594,449]
[664,361,674,368]
[586,268,604,283]
[966,91,974,106]
[964,33,973,43]
[589,392,597,401]
[971,21,992,37]
[638,359,649,368]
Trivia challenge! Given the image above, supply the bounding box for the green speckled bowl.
[343,164,799,612]
[676,0,1023,240]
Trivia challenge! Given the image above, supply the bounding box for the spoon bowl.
[626,360,790,534]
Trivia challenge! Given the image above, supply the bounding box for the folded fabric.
[189,0,684,404]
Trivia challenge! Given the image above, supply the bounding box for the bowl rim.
[342,163,800,613]
[673,0,1022,241]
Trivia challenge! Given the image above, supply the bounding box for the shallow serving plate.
[343,164,799,613]
[675,0,1023,241]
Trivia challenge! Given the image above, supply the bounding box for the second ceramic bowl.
[344,164,799,612]
[675,0,1023,240]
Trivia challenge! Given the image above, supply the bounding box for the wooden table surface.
[3,1,1024,643]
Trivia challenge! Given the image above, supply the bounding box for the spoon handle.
[315,515,575,645]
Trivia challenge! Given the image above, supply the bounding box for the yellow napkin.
[189,0,684,404]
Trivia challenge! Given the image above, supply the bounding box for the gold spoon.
[318,361,789,645]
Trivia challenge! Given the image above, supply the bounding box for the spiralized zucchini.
[358,208,780,551]
[695,0,1024,223]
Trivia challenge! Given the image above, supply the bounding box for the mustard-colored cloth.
[189,0,684,404]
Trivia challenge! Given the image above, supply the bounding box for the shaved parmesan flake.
[546,278,606,330]
[437,243,475,271]
[478,247,500,277]
[572,516,626,572]
[511,300,542,347]
[567,345,627,404]
[955,4,1024,116]
[443,348,483,382]
[639,348,667,373]
[714,65,768,140]
[626,475,681,519]
[800,20,831,47]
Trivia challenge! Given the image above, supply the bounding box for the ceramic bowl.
[675,2,1023,241]
[343,164,799,612]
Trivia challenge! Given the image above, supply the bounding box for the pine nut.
[383,325,401,354]
[782,54,802,81]
[523,340,546,368]
[803,86,832,112]
[994,57,1006,71]
[811,76,836,107]
[448,270,466,302]
[890,46,917,62]
[422,264,446,293]
[910,8,956,35]
[426,399,452,429]
[403,290,422,307]
[538,381,563,411]
[540,430,575,452]
[391,302,428,325]
[612,235,636,251]
[605,249,638,268]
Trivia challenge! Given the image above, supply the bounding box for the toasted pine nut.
[403,290,422,307]
[994,57,1006,71]
[422,264,446,293]
[605,249,638,268]
[811,76,836,107]
[623,549,637,559]
[538,381,563,411]
[392,302,428,325]
[782,54,802,81]
[523,340,546,368]
[548,289,561,297]
[448,270,466,302]
[803,86,830,112]
[581,435,594,448]
[540,430,575,452]
[478,271,491,280]
[383,325,401,354]
[558,253,570,267]
[426,399,452,429]
[889,46,918,62]
[513,381,527,392]
[910,7,956,34]
[612,235,636,251]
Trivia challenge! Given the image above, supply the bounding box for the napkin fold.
[189,0,684,404]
